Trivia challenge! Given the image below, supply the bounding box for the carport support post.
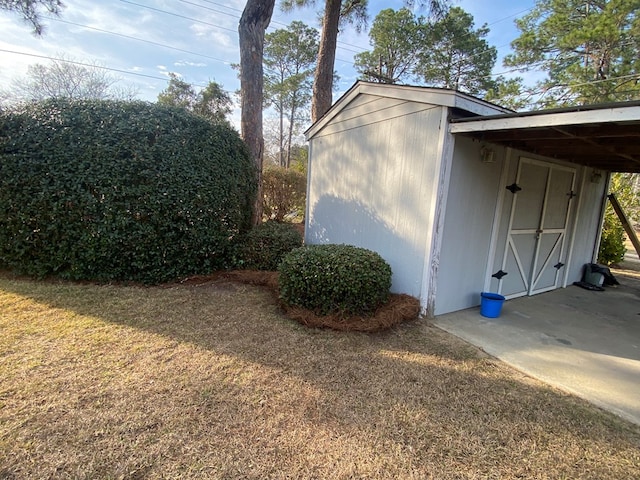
[608,193,640,258]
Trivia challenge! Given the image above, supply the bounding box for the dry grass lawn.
[1,273,639,479]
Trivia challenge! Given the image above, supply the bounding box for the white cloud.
[70,0,158,39]
[174,60,207,67]
[189,23,235,49]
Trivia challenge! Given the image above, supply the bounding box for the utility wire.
[45,17,276,78]
[184,0,370,53]
[3,47,636,108]
[120,0,237,33]
[553,72,640,89]
[47,17,235,66]
[0,48,211,88]
[117,0,532,76]
[119,0,363,62]
[9,3,636,108]
[167,1,550,85]
[43,16,282,78]
[177,0,240,22]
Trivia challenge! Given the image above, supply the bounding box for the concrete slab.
[433,271,640,426]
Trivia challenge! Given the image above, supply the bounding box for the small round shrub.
[262,165,306,221]
[278,244,392,316]
[598,212,626,265]
[0,98,256,283]
[235,221,303,271]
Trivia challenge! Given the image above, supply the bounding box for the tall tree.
[195,81,232,124]
[157,73,195,109]
[354,8,422,84]
[157,73,232,125]
[0,0,63,34]
[484,76,530,111]
[264,21,318,167]
[239,0,276,225]
[504,0,640,108]
[283,0,368,122]
[416,6,497,95]
[312,0,362,121]
[3,56,136,102]
[284,0,449,122]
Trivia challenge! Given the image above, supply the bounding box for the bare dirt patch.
[1,273,639,479]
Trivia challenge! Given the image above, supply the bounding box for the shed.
[304,81,640,316]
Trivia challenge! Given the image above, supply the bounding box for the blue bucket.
[480,292,505,318]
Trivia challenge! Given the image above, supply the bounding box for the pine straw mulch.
[186,270,421,332]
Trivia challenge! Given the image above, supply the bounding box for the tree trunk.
[279,95,285,167]
[286,97,297,169]
[311,0,341,122]
[239,0,275,225]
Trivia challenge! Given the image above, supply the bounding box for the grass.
[0,273,639,479]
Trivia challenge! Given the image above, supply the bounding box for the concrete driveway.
[433,270,640,426]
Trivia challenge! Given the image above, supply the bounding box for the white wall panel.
[566,168,608,282]
[314,95,441,139]
[434,136,506,314]
[306,101,446,298]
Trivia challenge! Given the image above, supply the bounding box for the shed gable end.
[312,94,441,139]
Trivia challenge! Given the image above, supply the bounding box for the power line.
[554,72,640,90]
[119,0,237,33]
[47,17,235,66]
[3,48,635,108]
[43,16,280,79]
[36,0,603,94]
[126,0,365,56]
[186,0,370,53]
[119,0,358,64]
[177,0,240,22]
[119,0,533,71]
[9,2,635,110]
[73,2,640,89]
[0,48,211,88]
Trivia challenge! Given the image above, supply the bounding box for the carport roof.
[449,101,640,173]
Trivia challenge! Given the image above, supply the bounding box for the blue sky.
[0,0,536,125]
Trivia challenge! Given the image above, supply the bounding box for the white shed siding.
[434,136,507,315]
[304,82,618,316]
[311,94,442,139]
[306,96,446,298]
[565,167,608,282]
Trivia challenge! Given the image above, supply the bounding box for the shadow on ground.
[1,272,639,479]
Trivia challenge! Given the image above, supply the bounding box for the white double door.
[499,158,576,298]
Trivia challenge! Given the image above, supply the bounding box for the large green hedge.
[0,98,256,283]
[235,221,303,271]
